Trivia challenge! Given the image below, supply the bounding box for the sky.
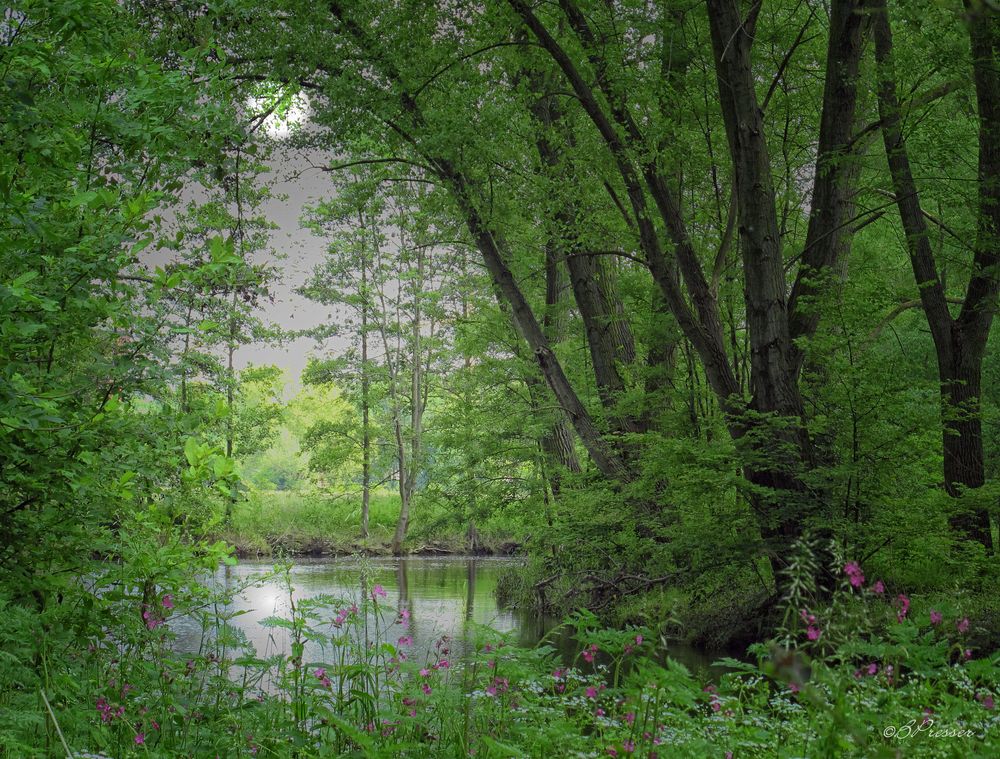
[146,100,347,396]
[242,143,337,389]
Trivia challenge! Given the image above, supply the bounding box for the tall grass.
[225,490,402,554]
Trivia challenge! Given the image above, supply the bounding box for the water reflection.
[171,556,726,674]
[172,557,531,665]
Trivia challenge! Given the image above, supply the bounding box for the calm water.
[171,556,725,674]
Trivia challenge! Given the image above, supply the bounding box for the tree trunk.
[873,0,996,552]
[526,72,641,433]
[444,167,632,482]
[941,354,992,547]
[391,231,424,556]
[538,189,583,482]
[225,289,237,523]
[360,223,371,540]
[787,0,868,379]
[704,0,816,578]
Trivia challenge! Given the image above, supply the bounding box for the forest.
[2,0,999,756]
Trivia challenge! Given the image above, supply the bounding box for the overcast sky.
[242,143,337,388]
[146,103,348,396]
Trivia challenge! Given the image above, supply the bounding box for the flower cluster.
[95,696,125,724]
[485,677,509,697]
[623,634,643,655]
[314,667,332,688]
[843,561,865,588]
[896,594,910,623]
[332,604,358,628]
[800,609,821,641]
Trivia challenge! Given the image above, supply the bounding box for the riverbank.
[219,489,519,558]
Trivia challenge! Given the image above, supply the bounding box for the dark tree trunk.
[873,0,997,552]
[527,73,642,434]
[788,0,868,379]
[941,342,992,547]
[704,0,815,579]
[445,167,633,482]
[539,195,583,483]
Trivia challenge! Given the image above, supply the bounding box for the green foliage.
[3,553,998,757]
[2,0,1000,756]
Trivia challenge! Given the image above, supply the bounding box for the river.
[171,556,724,674]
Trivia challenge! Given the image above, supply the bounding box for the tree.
[871,0,999,551]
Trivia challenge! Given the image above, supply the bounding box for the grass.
[222,489,401,555]
[220,489,511,556]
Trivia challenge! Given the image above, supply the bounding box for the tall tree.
[871,0,999,551]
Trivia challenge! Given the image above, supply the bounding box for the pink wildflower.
[421,683,432,695]
[957,617,970,634]
[896,594,910,622]
[843,561,865,588]
[371,584,387,600]
[582,643,598,663]
[625,711,635,725]
[635,634,643,645]
[397,636,413,647]
[596,708,605,717]
[867,662,878,676]
[623,740,635,754]
[419,668,430,677]
[162,594,174,609]
[870,580,885,595]
[789,682,801,694]
[965,648,973,660]
[437,659,450,669]
[807,626,821,641]
[134,733,145,745]
[314,668,326,679]
[485,685,497,697]
[586,686,598,699]
[930,610,943,626]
